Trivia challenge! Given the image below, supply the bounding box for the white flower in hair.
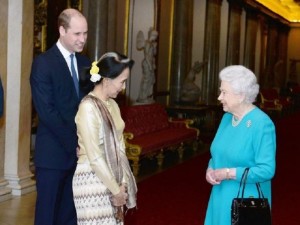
[89,61,101,82]
[90,73,101,82]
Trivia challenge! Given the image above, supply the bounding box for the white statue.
[136,27,159,103]
[180,61,206,103]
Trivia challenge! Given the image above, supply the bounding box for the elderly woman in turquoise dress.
[204,65,276,225]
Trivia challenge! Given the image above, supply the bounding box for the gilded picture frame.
[34,0,47,56]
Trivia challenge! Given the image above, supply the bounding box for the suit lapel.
[51,45,80,100]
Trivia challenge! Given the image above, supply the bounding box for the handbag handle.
[237,168,266,200]
[236,168,249,198]
[255,183,266,199]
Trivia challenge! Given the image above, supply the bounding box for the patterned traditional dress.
[73,93,137,225]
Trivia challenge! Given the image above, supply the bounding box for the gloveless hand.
[111,185,128,206]
[206,168,221,185]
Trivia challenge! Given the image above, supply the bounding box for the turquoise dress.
[204,107,276,225]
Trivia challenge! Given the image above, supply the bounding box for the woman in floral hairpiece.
[72,52,137,225]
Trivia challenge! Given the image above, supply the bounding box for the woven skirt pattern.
[73,163,123,225]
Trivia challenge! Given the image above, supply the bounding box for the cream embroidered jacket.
[75,94,128,195]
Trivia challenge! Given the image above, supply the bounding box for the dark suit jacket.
[0,77,3,117]
[30,44,90,170]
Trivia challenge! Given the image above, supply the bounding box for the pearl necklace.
[232,116,242,127]
[231,105,255,127]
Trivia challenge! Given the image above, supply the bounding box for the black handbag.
[231,168,272,225]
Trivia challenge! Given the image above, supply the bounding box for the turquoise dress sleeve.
[204,107,276,225]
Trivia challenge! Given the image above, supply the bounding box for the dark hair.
[79,52,134,94]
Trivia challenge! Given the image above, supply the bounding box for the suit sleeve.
[0,77,3,117]
[30,56,78,153]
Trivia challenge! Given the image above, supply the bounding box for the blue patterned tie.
[70,54,79,96]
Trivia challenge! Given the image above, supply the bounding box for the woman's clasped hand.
[111,184,128,206]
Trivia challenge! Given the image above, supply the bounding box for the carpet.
[271,111,300,225]
[125,111,300,225]
[125,152,211,225]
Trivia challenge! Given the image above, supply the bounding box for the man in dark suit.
[30,8,90,225]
